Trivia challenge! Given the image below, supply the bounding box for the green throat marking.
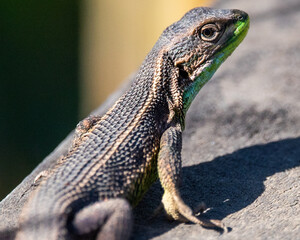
[183,17,250,114]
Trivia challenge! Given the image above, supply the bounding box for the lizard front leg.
[72,198,132,240]
[158,123,225,230]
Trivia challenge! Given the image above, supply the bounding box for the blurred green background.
[0,0,79,199]
[0,0,211,200]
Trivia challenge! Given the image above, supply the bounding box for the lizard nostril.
[232,9,249,22]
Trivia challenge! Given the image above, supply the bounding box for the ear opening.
[178,65,189,81]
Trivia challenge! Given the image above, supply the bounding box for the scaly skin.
[16,7,249,240]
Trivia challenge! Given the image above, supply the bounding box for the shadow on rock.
[133,137,300,239]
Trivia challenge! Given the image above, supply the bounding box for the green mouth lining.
[182,16,250,114]
[225,17,250,54]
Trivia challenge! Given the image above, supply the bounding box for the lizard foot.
[162,190,227,232]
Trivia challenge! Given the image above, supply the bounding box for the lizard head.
[162,7,249,113]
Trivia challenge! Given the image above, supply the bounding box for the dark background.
[0,1,79,199]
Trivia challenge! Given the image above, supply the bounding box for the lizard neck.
[131,47,185,122]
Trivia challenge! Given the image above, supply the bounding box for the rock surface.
[0,0,299,239]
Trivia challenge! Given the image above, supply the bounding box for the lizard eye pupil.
[200,24,220,41]
[203,28,213,37]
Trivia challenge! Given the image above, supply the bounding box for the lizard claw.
[162,191,227,232]
[148,202,164,220]
[193,201,207,216]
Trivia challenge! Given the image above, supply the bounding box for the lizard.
[15,7,249,240]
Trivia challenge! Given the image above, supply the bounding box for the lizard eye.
[200,24,220,42]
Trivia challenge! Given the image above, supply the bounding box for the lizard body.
[16,7,249,240]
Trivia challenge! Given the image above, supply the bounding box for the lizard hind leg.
[72,198,133,240]
[72,115,102,147]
